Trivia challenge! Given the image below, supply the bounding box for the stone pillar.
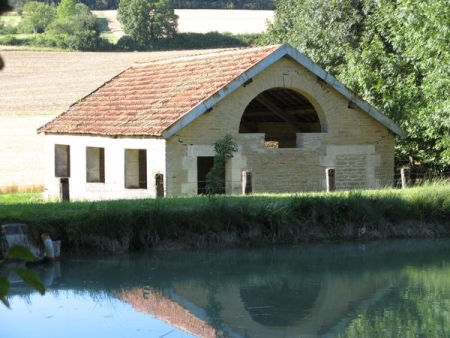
[156,173,164,197]
[401,168,410,189]
[326,168,336,192]
[59,177,69,202]
[242,170,252,195]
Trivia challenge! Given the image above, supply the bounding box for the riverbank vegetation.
[1,184,450,254]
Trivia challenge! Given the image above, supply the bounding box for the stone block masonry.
[166,57,394,195]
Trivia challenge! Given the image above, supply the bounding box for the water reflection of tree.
[338,265,450,337]
[204,285,226,337]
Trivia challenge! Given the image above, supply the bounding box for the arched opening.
[239,88,322,148]
[240,280,321,327]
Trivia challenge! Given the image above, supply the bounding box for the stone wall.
[166,57,395,196]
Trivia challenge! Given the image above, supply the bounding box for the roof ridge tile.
[132,44,282,67]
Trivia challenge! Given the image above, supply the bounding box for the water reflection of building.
[117,273,385,338]
[117,288,218,338]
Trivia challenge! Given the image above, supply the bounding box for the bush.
[116,35,145,51]
[65,30,100,50]
[95,37,116,51]
[43,10,102,51]
[153,32,250,50]
[47,12,100,36]
[115,31,259,52]
[0,22,17,34]
[0,34,24,45]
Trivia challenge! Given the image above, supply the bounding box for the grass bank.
[1,185,450,254]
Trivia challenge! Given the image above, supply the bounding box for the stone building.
[38,44,405,200]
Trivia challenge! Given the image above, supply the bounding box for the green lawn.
[0,192,43,204]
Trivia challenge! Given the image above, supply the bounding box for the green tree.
[47,2,101,50]
[0,0,10,13]
[266,0,369,75]
[57,0,78,18]
[0,0,11,70]
[266,0,450,173]
[206,133,238,195]
[19,1,56,34]
[118,0,178,45]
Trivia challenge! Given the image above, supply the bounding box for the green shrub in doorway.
[206,133,238,196]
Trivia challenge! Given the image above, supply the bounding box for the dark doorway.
[197,156,225,195]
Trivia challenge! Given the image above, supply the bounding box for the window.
[55,144,70,177]
[125,149,147,189]
[86,147,105,183]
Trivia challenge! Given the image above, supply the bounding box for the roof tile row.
[39,45,281,137]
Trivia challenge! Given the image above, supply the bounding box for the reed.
[1,184,450,254]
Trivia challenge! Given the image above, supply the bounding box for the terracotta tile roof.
[117,288,218,338]
[38,45,282,137]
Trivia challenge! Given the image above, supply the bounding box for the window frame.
[86,146,105,183]
[124,148,147,189]
[54,144,70,178]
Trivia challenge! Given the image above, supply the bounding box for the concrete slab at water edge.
[0,223,43,260]
[1,223,61,261]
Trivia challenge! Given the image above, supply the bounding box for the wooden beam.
[244,108,317,116]
[255,94,308,131]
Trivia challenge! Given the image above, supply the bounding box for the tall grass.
[1,185,450,254]
[0,184,43,194]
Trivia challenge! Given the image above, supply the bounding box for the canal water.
[1,239,450,337]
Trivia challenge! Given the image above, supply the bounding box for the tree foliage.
[0,0,11,70]
[18,1,56,34]
[0,245,46,308]
[0,0,10,13]
[118,0,178,45]
[57,0,78,18]
[48,3,99,35]
[266,0,450,173]
[0,0,102,50]
[171,0,275,9]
